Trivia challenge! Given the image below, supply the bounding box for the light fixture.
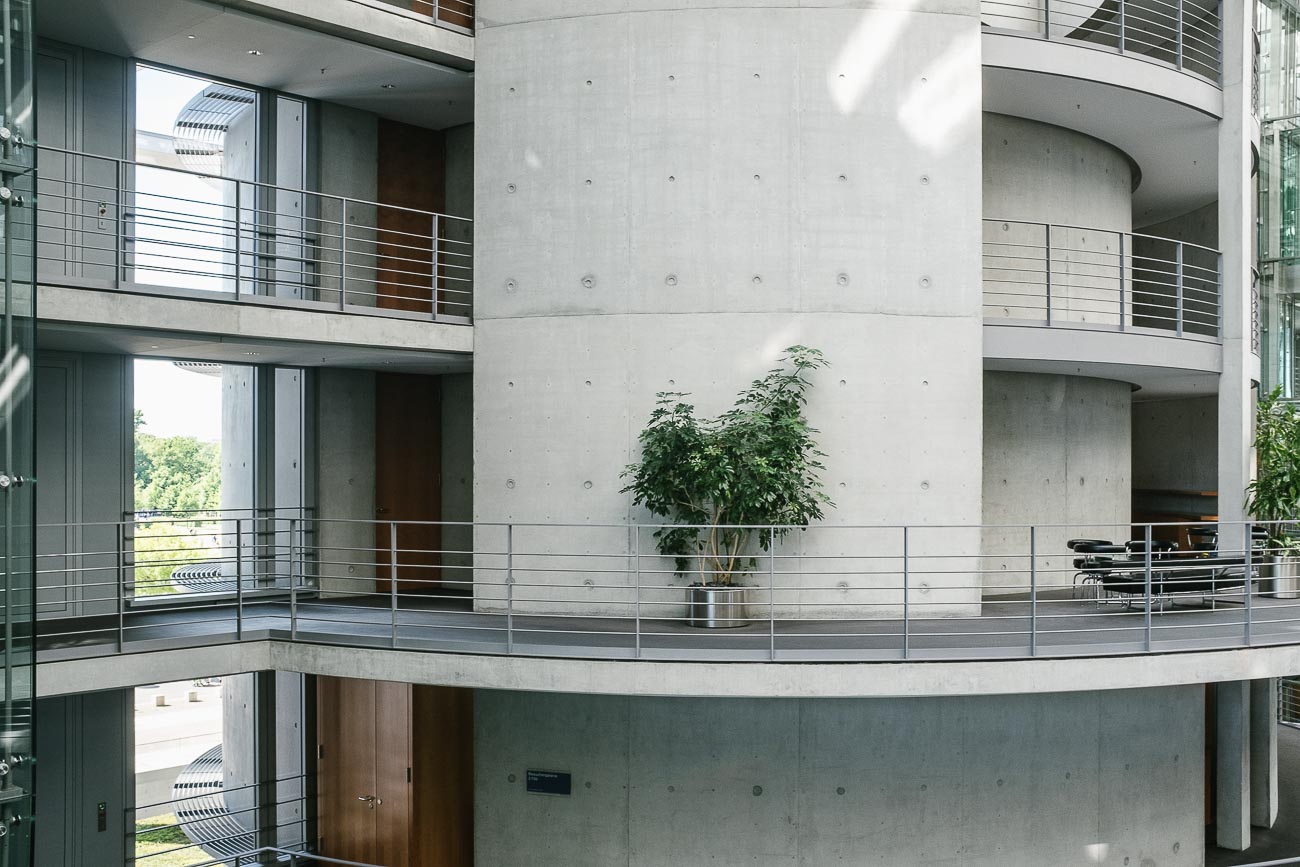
[243,351,260,356]
[186,34,197,39]
[247,49,262,56]
[381,83,396,89]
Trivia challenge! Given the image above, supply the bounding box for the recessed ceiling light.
[186,34,197,39]
[247,49,262,56]
[381,83,396,89]
[243,351,260,356]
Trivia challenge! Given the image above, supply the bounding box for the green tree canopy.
[134,413,221,513]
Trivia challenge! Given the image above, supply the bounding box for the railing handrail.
[344,0,474,36]
[37,144,472,224]
[987,216,1222,256]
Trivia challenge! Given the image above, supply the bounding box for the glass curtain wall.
[1261,0,1300,395]
[0,0,36,863]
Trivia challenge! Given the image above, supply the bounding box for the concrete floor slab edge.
[38,641,1300,698]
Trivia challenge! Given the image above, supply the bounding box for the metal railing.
[36,146,473,322]
[347,0,473,35]
[31,517,1300,664]
[130,771,311,866]
[983,218,1221,338]
[980,0,1222,81]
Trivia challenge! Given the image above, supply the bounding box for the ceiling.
[38,320,473,374]
[37,0,474,130]
[982,65,1220,227]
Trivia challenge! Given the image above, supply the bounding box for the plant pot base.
[686,585,751,628]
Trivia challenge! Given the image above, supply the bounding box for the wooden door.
[412,687,474,866]
[318,677,379,863]
[374,681,414,866]
[375,374,442,594]
[318,677,414,864]
[376,119,445,315]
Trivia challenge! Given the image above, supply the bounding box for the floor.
[31,587,1300,664]
[1207,723,1300,866]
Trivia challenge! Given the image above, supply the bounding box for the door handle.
[357,795,382,809]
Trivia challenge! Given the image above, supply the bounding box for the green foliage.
[1248,387,1300,551]
[134,814,210,866]
[134,414,221,514]
[621,346,833,583]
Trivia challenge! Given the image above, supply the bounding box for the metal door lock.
[0,474,25,490]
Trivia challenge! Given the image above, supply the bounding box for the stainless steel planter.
[1264,555,1300,599]
[686,585,750,628]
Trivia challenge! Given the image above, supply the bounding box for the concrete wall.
[316,368,376,594]
[475,686,1204,867]
[981,372,1132,593]
[442,372,474,582]
[35,690,132,867]
[983,113,1134,327]
[35,351,130,619]
[474,1,986,617]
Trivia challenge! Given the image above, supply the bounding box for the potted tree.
[1247,386,1300,598]
[621,346,833,627]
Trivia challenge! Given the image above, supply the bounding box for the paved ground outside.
[135,680,223,820]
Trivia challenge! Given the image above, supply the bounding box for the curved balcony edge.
[35,638,1300,700]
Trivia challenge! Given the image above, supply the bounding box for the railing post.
[234,181,243,299]
[505,523,514,655]
[1044,223,1053,326]
[289,516,298,641]
[1176,0,1184,69]
[339,198,348,310]
[236,519,244,642]
[1144,524,1153,652]
[1217,252,1224,340]
[1118,232,1126,330]
[113,158,123,284]
[1030,526,1038,657]
[633,525,641,660]
[902,526,910,660]
[116,519,126,653]
[1175,241,1185,336]
[1245,521,1254,646]
[432,213,441,321]
[1118,0,1126,53]
[390,521,399,649]
[768,527,776,662]
[1043,0,1050,37]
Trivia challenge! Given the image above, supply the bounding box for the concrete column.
[1251,678,1279,829]
[1217,0,1259,542]
[1216,680,1252,851]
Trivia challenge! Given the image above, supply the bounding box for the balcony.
[980,0,1222,83]
[348,0,474,35]
[32,515,1300,667]
[983,219,1220,339]
[36,147,474,325]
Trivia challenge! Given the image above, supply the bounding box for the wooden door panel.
[376,119,444,314]
[375,681,414,866]
[318,676,378,863]
[412,686,474,867]
[375,374,442,593]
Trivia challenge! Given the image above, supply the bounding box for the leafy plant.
[621,345,833,584]
[1247,386,1300,553]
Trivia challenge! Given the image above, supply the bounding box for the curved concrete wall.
[474,2,986,616]
[476,687,1204,867]
[983,113,1135,328]
[982,372,1132,593]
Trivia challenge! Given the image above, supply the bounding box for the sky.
[134,359,223,442]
